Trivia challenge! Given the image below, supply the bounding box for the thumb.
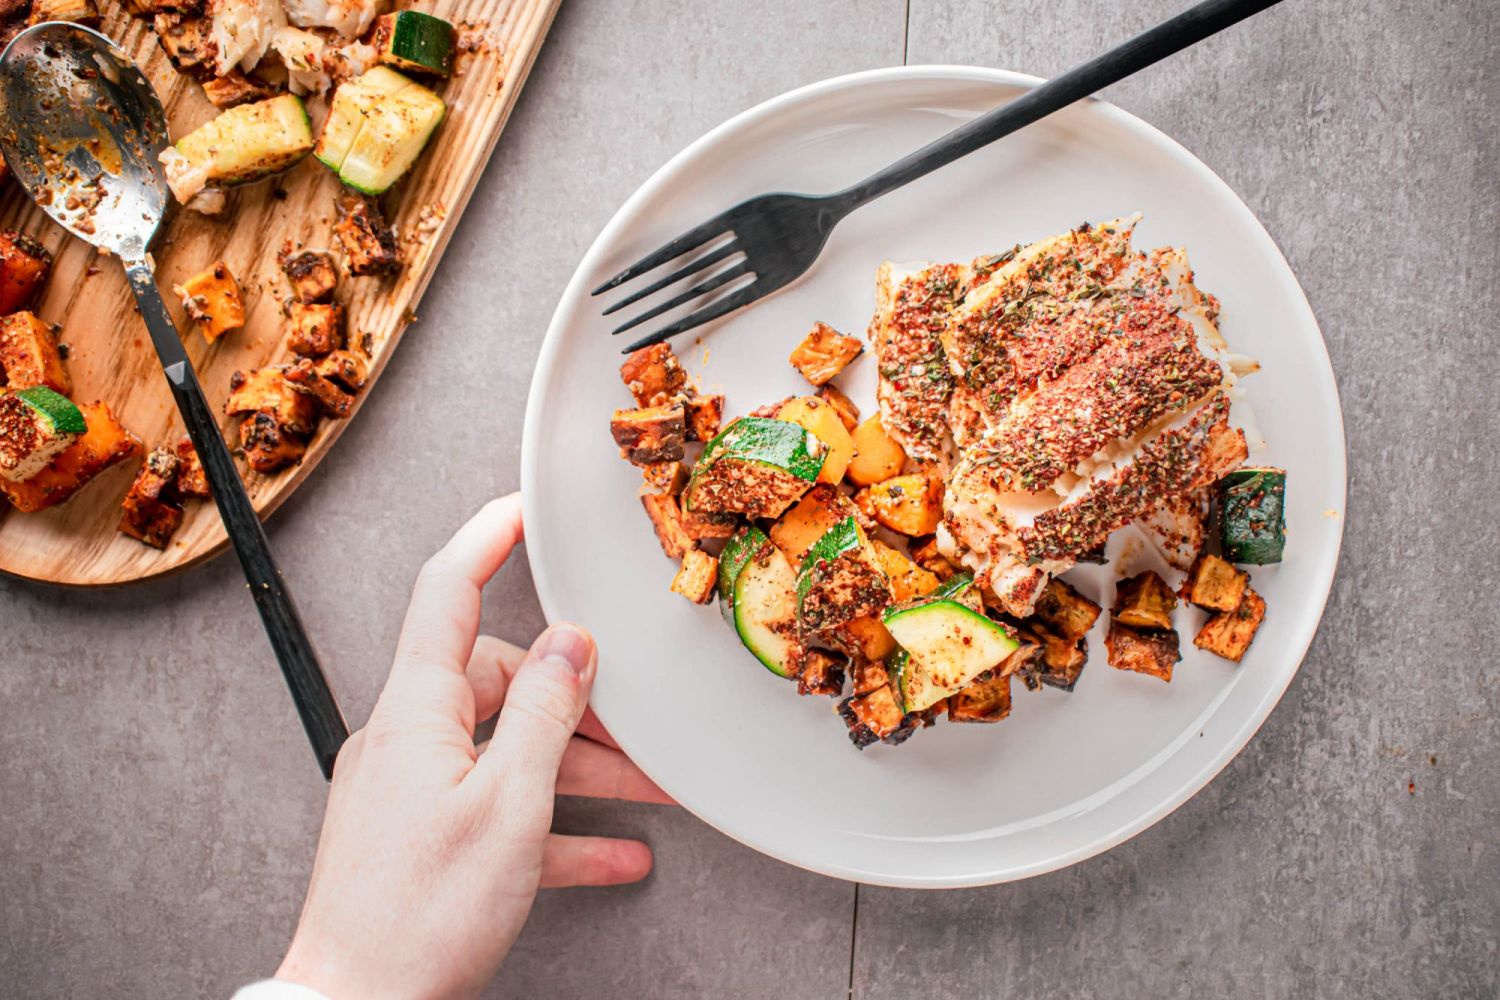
[473,623,597,807]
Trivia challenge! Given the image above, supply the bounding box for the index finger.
[391,494,525,683]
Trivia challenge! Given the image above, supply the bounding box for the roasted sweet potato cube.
[1033,576,1101,643]
[173,436,210,498]
[871,540,939,602]
[0,312,70,394]
[1113,571,1177,631]
[0,402,140,512]
[284,358,356,418]
[769,484,856,565]
[1105,620,1180,681]
[684,394,723,442]
[1182,553,1248,613]
[226,368,319,435]
[238,411,307,474]
[816,383,860,432]
[681,507,737,541]
[846,414,906,487]
[287,302,345,356]
[334,193,401,276]
[1017,622,1087,691]
[152,13,212,76]
[1194,586,1266,662]
[948,670,1012,723]
[0,230,52,315]
[640,492,695,561]
[314,350,368,391]
[797,649,846,697]
[909,535,958,580]
[838,685,911,748]
[118,447,184,549]
[670,549,718,604]
[854,473,943,536]
[830,615,898,662]
[618,343,686,407]
[789,321,863,386]
[850,657,892,697]
[173,260,244,343]
[200,70,275,109]
[641,461,686,496]
[610,404,686,466]
[278,248,338,303]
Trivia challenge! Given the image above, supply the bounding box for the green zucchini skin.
[717,526,770,629]
[883,596,1019,713]
[794,515,863,608]
[15,385,85,435]
[374,10,456,76]
[684,417,825,518]
[795,516,891,636]
[1219,467,1286,564]
[176,94,314,186]
[716,525,801,678]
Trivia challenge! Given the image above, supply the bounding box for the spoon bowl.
[0,22,169,260]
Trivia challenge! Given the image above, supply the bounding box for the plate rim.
[522,64,1347,888]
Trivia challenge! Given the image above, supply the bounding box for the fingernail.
[533,623,592,676]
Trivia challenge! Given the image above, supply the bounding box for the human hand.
[275,494,671,1000]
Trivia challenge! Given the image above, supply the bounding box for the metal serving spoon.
[0,23,348,779]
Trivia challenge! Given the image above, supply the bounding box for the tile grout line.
[845,883,861,999]
[901,0,911,64]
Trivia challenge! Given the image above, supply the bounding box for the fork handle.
[125,260,349,781]
[834,0,1284,211]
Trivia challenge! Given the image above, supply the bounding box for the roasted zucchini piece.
[796,649,846,697]
[947,670,1012,723]
[0,312,70,395]
[1182,553,1248,613]
[838,685,914,749]
[1105,620,1180,681]
[846,414,906,488]
[372,9,456,77]
[0,402,140,512]
[683,394,723,442]
[641,461,687,496]
[279,248,338,304]
[173,261,244,343]
[816,384,860,432]
[854,472,943,536]
[618,342,686,407]
[610,404,686,466]
[1032,577,1101,643]
[333,193,402,276]
[238,411,307,474]
[768,483,857,566]
[884,583,1019,712]
[225,368,318,435]
[287,302,346,356]
[670,549,718,604]
[173,436,210,499]
[640,492,695,561]
[0,230,52,315]
[118,447,183,549]
[788,321,863,386]
[796,516,892,638]
[684,417,823,519]
[774,396,853,483]
[1219,467,1287,564]
[1113,571,1177,631]
[717,526,803,678]
[1194,586,1266,662]
[284,358,356,418]
[0,387,83,482]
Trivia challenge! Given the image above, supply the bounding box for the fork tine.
[601,241,741,316]
[610,260,753,337]
[591,215,733,296]
[620,283,761,354]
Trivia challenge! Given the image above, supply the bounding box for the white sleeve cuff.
[232,980,331,1000]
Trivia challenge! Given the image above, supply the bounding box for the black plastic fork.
[594,0,1284,353]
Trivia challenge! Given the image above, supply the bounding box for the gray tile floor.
[2,1,1496,997]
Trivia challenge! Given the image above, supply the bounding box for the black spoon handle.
[125,260,348,781]
[834,0,1284,211]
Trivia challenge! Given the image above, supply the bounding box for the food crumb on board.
[1324,508,1340,518]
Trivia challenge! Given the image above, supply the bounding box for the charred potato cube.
[1032,576,1101,643]
[610,404,686,466]
[680,507,737,541]
[287,302,346,356]
[947,670,1013,723]
[1183,553,1249,613]
[0,312,70,395]
[0,402,140,513]
[640,492,695,561]
[0,230,52,315]
[641,461,687,496]
[618,343,686,407]
[30,0,100,24]
[670,549,718,604]
[838,685,913,749]
[118,447,183,549]
[796,649,846,697]
[284,358,356,418]
[816,383,860,432]
[1113,571,1177,631]
[789,321,863,386]
[313,350,369,392]
[173,436,210,498]
[1105,620,1180,681]
[200,71,275,109]
[1017,622,1087,691]
[173,260,244,343]
[854,472,943,536]
[333,193,401,276]
[683,394,723,442]
[152,13,212,76]
[279,248,338,303]
[226,368,319,435]
[850,657,892,697]
[238,411,307,474]
[1194,586,1266,662]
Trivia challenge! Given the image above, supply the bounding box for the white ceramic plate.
[522,66,1345,888]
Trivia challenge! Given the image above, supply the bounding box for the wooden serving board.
[0,0,559,586]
